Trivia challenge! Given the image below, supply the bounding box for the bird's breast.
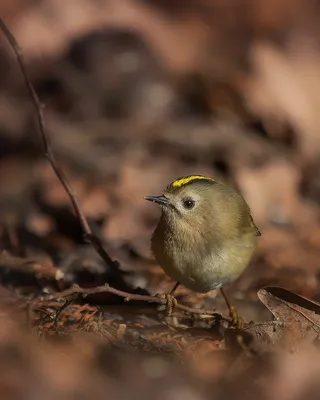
[151,223,258,293]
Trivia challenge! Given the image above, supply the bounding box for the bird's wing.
[249,214,261,236]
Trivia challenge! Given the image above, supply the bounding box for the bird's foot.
[229,306,244,329]
[219,288,244,329]
[156,293,178,316]
[165,293,178,316]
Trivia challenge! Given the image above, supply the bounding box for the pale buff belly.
[153,239,257,293]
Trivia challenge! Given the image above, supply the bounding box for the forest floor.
[0,1,320,399]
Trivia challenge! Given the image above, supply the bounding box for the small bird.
[144,175,260,323]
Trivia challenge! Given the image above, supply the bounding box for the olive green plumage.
[145,175,260,293]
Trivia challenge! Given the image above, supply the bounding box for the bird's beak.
[144,195,168,205]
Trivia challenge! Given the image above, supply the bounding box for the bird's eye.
[182,198,195,209]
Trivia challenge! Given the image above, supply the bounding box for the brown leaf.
[256,286,320,350]
[0,251,57,280]
[247,42,320,160]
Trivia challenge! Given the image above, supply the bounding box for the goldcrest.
[145,175,260,295]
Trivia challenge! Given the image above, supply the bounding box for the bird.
[144,175,260,325]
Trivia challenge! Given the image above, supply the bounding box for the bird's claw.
[156,293,178,315]
[165,294,177,316]
[229,306,244,329]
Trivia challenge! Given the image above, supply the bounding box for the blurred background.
[1,0,320,398]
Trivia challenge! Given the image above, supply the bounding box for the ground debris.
[1,0,320,398]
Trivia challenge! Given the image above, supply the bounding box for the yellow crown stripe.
[172,175,216,188]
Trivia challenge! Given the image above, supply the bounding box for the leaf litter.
[0,1,320,399]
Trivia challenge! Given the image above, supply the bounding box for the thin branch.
[36,284,231,320]
[0,17,118,271]
[53,299,73,328]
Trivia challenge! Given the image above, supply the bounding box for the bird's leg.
[164,282,179,315]
[155,282,180,314]
[220,288,243,328]
[170,282,180,295]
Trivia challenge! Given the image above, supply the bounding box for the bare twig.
[0,17,118,271]
[36,284,231,321]
[53,299,73,328]
[0,252,57,279]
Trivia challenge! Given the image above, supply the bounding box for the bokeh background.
[1,1,320,399]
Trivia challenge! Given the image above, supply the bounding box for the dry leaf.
[256,286,320,350]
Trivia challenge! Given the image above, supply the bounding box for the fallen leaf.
[256,286,320,350]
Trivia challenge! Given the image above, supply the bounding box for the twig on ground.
[53,299,73,328]
[0,17,119,272]
[36,284,232,321]
[0,252,57,279]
